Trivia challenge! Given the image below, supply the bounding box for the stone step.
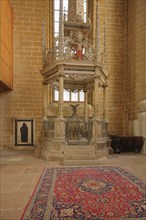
[64,159,100,166]
[64,145,95,151]
[64,148,94,152]
[64,151,95,157]
[64,148,95,151]
[64,151,95,155]
[65,145,94,148]
[64,145,96,160]
[63,144,108,166]
[64,154,97,160]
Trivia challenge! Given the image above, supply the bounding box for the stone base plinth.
[63,142,109,166]
[41,139,66,161]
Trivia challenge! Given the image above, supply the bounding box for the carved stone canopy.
[41,60,108,91]
[41,0,108,91]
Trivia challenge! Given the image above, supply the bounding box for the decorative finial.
[58,0,64,60]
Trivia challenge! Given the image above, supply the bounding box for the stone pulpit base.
[41,118,67,161]
[40,113,112,165]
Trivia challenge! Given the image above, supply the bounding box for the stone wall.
[0,0,145,149]
[127,0,146,134]
[126,0,146,154]
[0,0,46,148]
[98,0,127,135]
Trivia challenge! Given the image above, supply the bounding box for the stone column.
[47,68,66,161]
[103,83,107,119]
[84,90,88,121]
[93,76,99,119]
[58,72,64,118]
[42,83,48,120]
[91,70,103,146]
[102,83,108,137]
[49,85,52,104]
[40,83,49,159]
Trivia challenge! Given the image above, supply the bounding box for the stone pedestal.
[90,118,109,158]
[41,117,66,161]
[91,119,102,143]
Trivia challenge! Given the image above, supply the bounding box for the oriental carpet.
[20,166,146,220]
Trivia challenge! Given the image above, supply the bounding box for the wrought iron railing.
[65,105,92,145]
[65,119,92,145]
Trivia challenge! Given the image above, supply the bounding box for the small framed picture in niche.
[14,119,34,146]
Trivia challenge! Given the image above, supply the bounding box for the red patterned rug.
[21,166,146,220]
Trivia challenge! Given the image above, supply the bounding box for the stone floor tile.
[0,192,31,209]
[23,167,44,174]
[0,183,21,192]
[0,209,22,220]
[18,182,37,192]
[1,174,34,183]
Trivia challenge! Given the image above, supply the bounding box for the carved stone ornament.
[66,73,93,80]
[58,103,63,113]
[94,104,99,117]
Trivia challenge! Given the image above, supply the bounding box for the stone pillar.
[42,83,48,120]
[41,69,66,162]
[58,72,64,118]
[93,76,99,119]
[53,67,66,151]
[49,85,52,104]
[37,83,48,159]
[103,84,107,119]
[91,76,108,157]
[91,71,104,145]
[84,90,88,121]
[102,83,108,137]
